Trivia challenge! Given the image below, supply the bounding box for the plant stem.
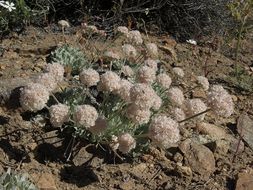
[235,17,246,77]
[179,109,211,123]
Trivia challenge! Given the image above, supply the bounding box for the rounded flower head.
[116,79,133,102]
[118,133,136,153]
[116,26,129,37]
[168,87,185,106]
[137,65,156,84]
[100,71,121,92]
[149,115,180,148]
[173,67,185,78]
[128,30,143,45]
[152,94,162,111]
[35,73,57,92]
[184,98,207,121]
[49,104,69,127]
[89,117,107,135]
[45,63,65,82]
[126,104,151,125]
[172,108,186,122]
[121,65,134,77]
[130,83,156,109]
[146,43,158,58]
[156,73,172,89]
[74,105,98,128]
[144,59,158,71]
[103,50,120,61]
[196,76,209,91]
[79,68,100,87]
[122,44,137,59]
[20,83,49,112]
[207,85,234,117]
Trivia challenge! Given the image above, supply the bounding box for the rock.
[158,45,177,60]
[228,135,245,153]
[119,180,136,190]
[236,171,253,190]
[192,88,206,99]
[237,113,253,149]
[179,139,215,180]
[32,172,57,190]
[196,122,227,141]
[131,163,148,177]
[214,139,230,154]
[173,152,183,163]
[176,163,193,177]
[0,77,33,105]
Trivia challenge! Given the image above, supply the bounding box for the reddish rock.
[179,139,215,180]
[236,172,253,190]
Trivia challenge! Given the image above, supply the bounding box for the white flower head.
[146,43,159,57]
[173,67,185,78]
[156,73,172,89]
[116,79,133,102]
[149,115,180,148]
[0,1,16,12]
[79,68,100,87]
[126,104,151,125]
[20,83,49,112]
[73,105,98,128]
[100,71,121,92]
[122,44,137,59]
[207,85,234,117]
[184,98,207,121]
[130,83,156,109]
[168,87,185,106]
[186,39,197,45]
[35,73,57,92]
[45,63,65,82]
[137,65,156,84]
[49,104,69,127]
[144,59,158,71]
[128,30,143,45]
[172,108,186,122]
[196,76,209,91]
[121,65,134,77]
[116,26,129,37]
[118,133,136,153]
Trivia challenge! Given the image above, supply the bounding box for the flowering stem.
[179,108,211,123]
[134,133,149,138]
[50,93,60,104]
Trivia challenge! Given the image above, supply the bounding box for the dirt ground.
[0,26,253,190]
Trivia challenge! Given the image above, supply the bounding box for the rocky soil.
[0,26,253,190]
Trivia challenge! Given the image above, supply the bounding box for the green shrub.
[50,45,90,74]
[0,168,37,190]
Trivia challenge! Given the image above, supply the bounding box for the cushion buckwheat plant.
[17,30,236,158]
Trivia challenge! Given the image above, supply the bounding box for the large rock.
[237,113,253,149]
[179,139,215,180]
[196,122,245,153]
[236,171,253,190]
[196,122,227,141]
